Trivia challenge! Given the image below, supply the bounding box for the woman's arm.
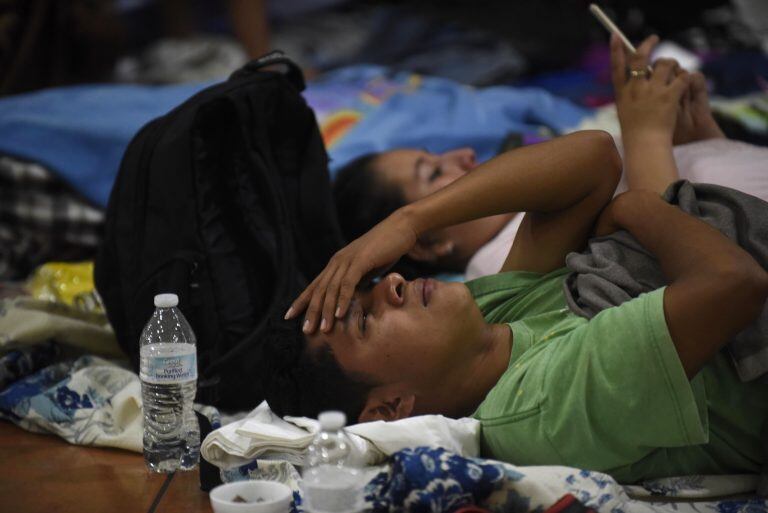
[407,130,621,274]
[404,130,619,239]
[288,130,621,333]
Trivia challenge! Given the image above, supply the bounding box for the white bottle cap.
[154,293,179,308]
[318,411,346,430]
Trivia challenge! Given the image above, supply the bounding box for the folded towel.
[201,401,480,469]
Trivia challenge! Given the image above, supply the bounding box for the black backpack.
[95,54,343,410]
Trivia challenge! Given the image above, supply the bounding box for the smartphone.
[589,4,654,72]
[589,4,638,54]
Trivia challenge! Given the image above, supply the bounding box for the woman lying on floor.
[333,34,768,280]
[264,33,768,484]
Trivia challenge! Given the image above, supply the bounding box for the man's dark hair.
[332,153,444,278]
[261,307,376,422]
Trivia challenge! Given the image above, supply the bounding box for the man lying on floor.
[267,45,768,483]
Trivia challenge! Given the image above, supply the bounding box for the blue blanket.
[305,66,590,177]
[0,83,209,207]
[0,66,590,207]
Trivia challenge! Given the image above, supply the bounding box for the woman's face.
[305,273,486,389]
[374,148,477,203]
[371,147,511,267]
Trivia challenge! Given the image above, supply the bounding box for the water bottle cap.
[318,411,346,430]
[154,293,179,308]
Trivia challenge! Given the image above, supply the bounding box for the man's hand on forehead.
[284,213,417,335]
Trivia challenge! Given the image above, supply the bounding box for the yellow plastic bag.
[25,261,100,311]
[2,261,122,357]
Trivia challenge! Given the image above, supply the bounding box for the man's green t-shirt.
[467,268,767,483]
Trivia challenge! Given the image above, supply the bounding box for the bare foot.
[687,72,726,141]
[674,72,726,145]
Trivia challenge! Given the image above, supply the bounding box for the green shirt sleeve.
[540,287,709,473]
[467,268,570,322]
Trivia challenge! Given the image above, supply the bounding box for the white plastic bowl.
[209,480,293,513]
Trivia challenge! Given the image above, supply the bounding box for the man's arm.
[598,190,768,378]
[288,130,621,332]
[407,130,622,274]
[601,32,768,376]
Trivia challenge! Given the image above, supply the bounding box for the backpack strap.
[232,50,306,91]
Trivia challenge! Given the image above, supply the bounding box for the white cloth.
[465,137,768,280]
[615,138,768,199]
[673,138,768,199]
[464,212,524,281]
[201,401,480,469]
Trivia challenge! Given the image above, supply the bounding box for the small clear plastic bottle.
[301,411,363,513]
[139,293,199,472]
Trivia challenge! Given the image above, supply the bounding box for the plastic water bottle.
[301,411,363,513]
[139,293,200,472]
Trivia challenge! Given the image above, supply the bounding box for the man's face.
[306,272,485,391]
[375,148,477,203]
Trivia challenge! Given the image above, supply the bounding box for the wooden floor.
[0,421,213,513]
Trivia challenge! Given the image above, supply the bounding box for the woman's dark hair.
[332,153,444,279]
[333,153,404,243]
[261,307,376,422]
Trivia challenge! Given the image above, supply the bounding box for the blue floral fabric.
[226,447,767,513]
[0,355,143,451]
[0,354,223,453]
[365,447,511,513]
[363,450,768,513]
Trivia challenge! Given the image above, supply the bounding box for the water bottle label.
[140,352,197,384]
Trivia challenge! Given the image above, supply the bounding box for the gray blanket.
[564,180,768,383]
